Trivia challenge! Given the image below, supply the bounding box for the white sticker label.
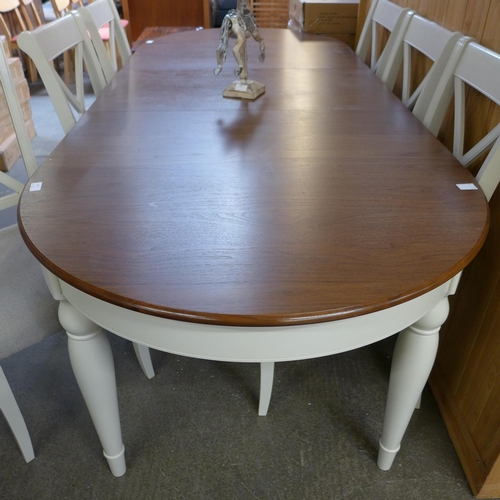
[235,83,248,92]
[146,40,154,44]
[456,183,478,191]
[29,182,42,191]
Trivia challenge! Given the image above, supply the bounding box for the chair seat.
[98,19,128,41]
[0,225,61,358]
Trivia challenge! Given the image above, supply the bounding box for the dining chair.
[421,38,500,201]
[49,0,83,18]
[0,0,45,82]
[355,0,414,74]
[16,12,107,135]
[76,0,131,82]
[52,0,129,68]
[376,13,463,114]
[0,38,62,463]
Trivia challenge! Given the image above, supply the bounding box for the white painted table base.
[53,276,456,477]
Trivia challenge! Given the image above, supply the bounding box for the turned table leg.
[377,296,450,470]
[58,300,126,477]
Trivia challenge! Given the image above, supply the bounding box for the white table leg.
[0,366,35,462]
[58,300,126,477]
[377,296,450,470]
[258,362,275,416]
[133,343,155,379]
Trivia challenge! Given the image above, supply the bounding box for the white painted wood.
[133,343,155,379]
[76,0,131,83]
[377,296,449,470]
[0,36,37,211]
[422,40,500,202]
[0,36,41,463]
[58,300,126,477]
[51,277,459,474]
[0,367,35,463]
[355,0,414,73]
[373,7,414,77]
[421,36,473,137]
[376,13,463,116]
[258,362,274,416]
[59,280,453,363]
[355,0,379,62]
[17,12,107,134]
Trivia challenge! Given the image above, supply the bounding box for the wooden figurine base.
[222,80,265,100]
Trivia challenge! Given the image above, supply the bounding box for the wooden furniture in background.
[120,0,207,42]
[0,0,44,82]
[357,1,500,497]
[251,0,289,28]
[130,26,199,53]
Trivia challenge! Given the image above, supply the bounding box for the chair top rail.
[76,2,116,82]
[371,0,409,32]
[17,12,107,134]
[404,15,457,62]
[456,43,500,107]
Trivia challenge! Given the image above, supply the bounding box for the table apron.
[58,280,454,363]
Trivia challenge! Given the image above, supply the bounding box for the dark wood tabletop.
[18,29,489,327]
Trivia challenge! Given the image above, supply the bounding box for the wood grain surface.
[18,29,488,327]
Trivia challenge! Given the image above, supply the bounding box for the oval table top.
[19,29,489,327]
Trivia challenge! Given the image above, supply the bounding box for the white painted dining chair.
[376,13,463,115]
[355,0,414,75]
[16,12,107,135]
[378,39,500,471]
[75,0,132,84]
[420,38,500,202]
[0,39,62,463]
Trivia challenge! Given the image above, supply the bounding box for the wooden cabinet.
[357,1,500,497]
[121,0,209,42]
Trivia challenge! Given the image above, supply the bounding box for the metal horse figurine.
[214,0,266,99]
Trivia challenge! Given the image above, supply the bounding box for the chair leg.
[0,366,35,463]
[258,362,275,416]
[133,343,155,379]
[26,57,38,83]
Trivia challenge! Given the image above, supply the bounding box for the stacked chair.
[0,0,47,82]
[0,39,61,463]
[76,0,131,82]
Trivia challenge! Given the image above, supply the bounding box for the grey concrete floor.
[0,75,482,500]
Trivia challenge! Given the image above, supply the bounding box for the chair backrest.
[17,12,107,134]
[355,0,414,73]
[422,40,500,202]
[0,34,36,212]
[76,0,131,80]
[20,0,43,27]
[377,13,463,114]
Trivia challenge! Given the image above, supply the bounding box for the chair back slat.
[0,38,37,210]
[355,0,414,74]
[376,12,464,120]
[422,40,500,202]
[77,0,131,80]
[17,12,107,134]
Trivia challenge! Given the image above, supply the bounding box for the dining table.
[18,28,489,477]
